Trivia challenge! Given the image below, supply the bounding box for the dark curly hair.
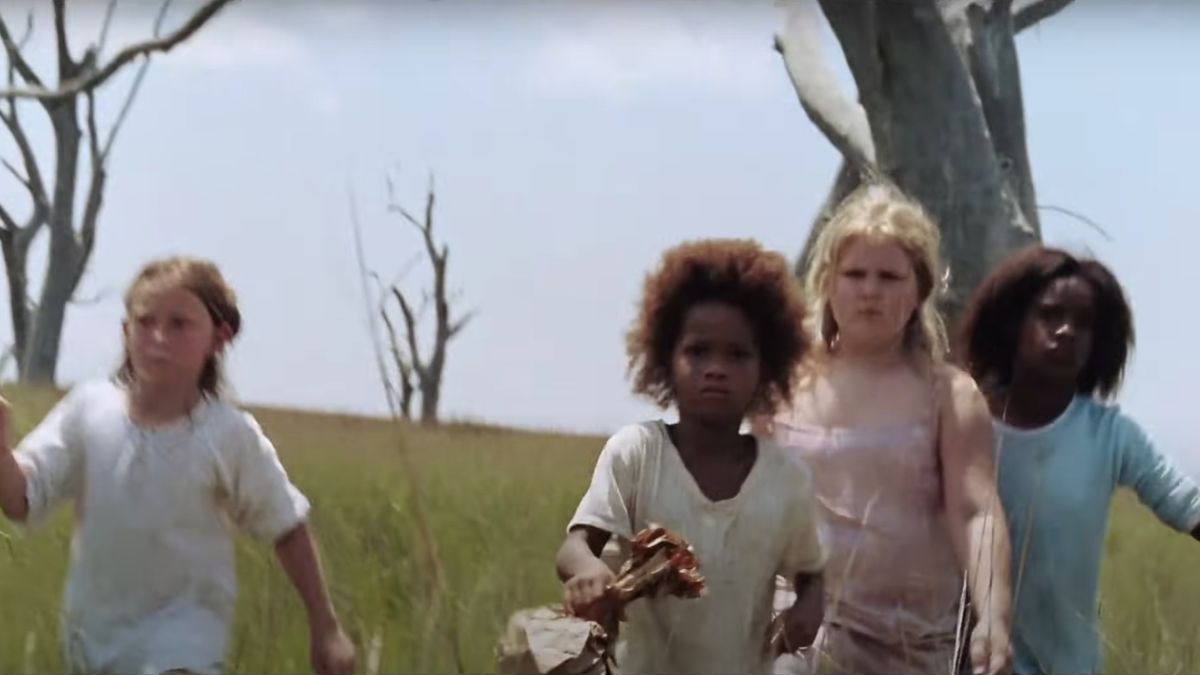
[957,245,1134,400]
[626,239,808,414]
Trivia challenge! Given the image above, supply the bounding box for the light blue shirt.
[994,396,1200,675]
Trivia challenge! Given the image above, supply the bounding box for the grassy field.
[0,384,1196,673]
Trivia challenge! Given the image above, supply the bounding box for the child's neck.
[672,415,747,458]
[995,374,1076,429]
[126,379,204,427]
[833,340,907,372]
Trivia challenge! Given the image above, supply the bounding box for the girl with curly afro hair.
[555,239,827,674]
[756,183,1012,675]
[957,245,1200,675]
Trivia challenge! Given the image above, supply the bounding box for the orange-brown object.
[496,525,707,675]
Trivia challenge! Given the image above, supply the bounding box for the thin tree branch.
[0,109,49,210]
[387,176,442,268]
[102,0,172,159]
[80,91,105,261]
[1037,204,1112,241]
[0,0,235,100]
[391,285,426,380]
[447,310,475,339]
[0,157,29,191]
[16,11,34,51]
[0,11,44,89]
[97,0,121,56]
[51,0,76,78]
[775,0,877,178]
[69,286,114,306]
[0,202,18,233]
[1013,0,1077,32]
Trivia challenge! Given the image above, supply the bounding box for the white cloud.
[524,5,783,101]
[78,3,343,117]
[152,11,309,72]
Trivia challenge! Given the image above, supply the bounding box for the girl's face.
[670,301,762,426]
[828,237,920,352]
[122,283,230,392]
[1013,275,1095,389]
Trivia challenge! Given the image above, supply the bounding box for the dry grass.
[0,385,1195,673]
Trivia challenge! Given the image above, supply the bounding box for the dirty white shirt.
[14,379,310,675]
[569,421,827,675]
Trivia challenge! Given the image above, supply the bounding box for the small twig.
[101,0,173,160]
[1013,0,1077,32]
[97,0,120,56]
[0,0,235,100]
[1037,204,1114,241]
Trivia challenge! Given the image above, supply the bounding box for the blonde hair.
[117,256,242,397]
[803,183,948,363]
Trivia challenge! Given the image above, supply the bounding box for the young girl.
[556,239,827,675]
[0,257,355,675]
[958,246,1200,675]
[757,184,1012,675]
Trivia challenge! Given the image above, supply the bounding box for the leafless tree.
[778,0,1077,322]
[380,173,473,425]
[0,0,236,382]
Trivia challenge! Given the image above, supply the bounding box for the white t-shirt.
[569,421,826,675]
[14,379,310,675]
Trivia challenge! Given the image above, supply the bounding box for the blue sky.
[0,1,1196,471]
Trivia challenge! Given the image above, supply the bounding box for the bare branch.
[0,11,44,88]
[16,11,33,51]
[448,310,475,339]
[388,203,425,232]
[370,270,416,396]
[1038,204,1112,241]
[775,0,877,178]
[0,202,18,232]
[1013,0,1077,32]
[80,91,106,261]
[51,0,75,77]
[102,0,173,159]
[387,176,442,269]
[0,109,49,209]
[0,0,236,100]
[98,0,121,56]
[0,157,29,190]
[391,285,425,379]
[69,286,115,306]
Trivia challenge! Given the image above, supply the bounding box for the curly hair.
[804,183,949,363]
[626,239,808,414]
[117,256,242,397]
[957,245,1134,400]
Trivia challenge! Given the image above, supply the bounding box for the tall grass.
[0,385,1195,673]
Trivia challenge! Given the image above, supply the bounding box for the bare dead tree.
[0,0,236,383]
[778,0,1077,324]
[382,173,473,425]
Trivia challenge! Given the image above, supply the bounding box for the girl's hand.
[310,624,356,675]
[769,573,823,656]
[969,618,1012,675]
[563,557,616,623]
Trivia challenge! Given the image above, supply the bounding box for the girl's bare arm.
[939,368,1013,669]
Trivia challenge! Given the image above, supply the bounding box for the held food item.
[496,524,707,675]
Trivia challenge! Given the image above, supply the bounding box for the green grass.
[0,385,1196,673]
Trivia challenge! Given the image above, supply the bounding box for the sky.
[0,0,1197,471]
